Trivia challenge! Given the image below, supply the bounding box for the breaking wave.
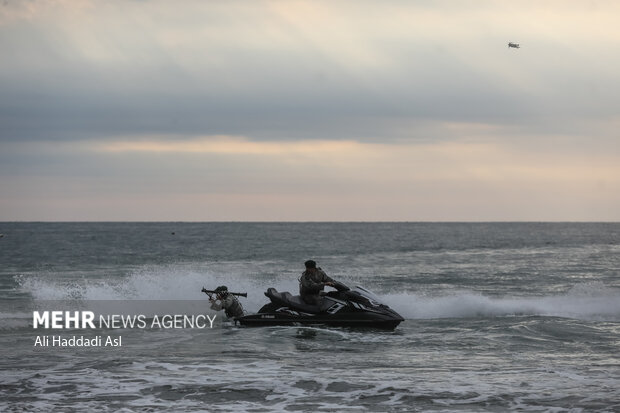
[11,266,620,324]
[387,282,620,321]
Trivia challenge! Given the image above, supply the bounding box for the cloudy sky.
[1,0,619,221]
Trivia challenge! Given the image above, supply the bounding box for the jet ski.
[235,281,404,330]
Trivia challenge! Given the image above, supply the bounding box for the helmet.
[214,285,228,293]
[304,260,317,269]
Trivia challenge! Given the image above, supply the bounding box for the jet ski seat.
[265,288,333,314]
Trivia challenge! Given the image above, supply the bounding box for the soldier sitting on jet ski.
[299,260,336,305]
[209,285,245,318]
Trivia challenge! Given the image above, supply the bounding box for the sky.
[1,0,619,221]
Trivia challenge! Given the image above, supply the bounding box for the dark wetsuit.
[299,268,334,305]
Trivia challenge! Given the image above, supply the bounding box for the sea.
[0,222,619,412]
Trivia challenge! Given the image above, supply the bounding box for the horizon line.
[1,220,619,224]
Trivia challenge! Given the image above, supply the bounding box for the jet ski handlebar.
[331,281,350,292]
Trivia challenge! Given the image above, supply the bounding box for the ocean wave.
[387,282,620,321]
[13,264,292,314]
[13,267,620,322]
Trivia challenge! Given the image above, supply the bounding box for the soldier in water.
[209,285,245,318]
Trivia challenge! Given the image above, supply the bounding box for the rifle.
[201,287,247,299]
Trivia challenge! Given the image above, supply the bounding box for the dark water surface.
[1,223,619,411]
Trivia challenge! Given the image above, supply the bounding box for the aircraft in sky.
[508,42,520,49]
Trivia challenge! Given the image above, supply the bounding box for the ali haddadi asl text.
[34,335,121,347]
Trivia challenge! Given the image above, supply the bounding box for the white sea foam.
[13,266,620,322]
[386,281,620,321]
[14,263,297,314]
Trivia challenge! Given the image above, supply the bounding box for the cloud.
[1,1,619,220]
[1,133,618,220]
[2,0,619,144]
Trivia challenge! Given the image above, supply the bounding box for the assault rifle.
[201,287,247,300]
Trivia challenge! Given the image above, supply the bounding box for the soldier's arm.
[222,295,234,309]
[318,268,335,284]
[301,274,325,290]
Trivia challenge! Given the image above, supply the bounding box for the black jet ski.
[236,281,404,330]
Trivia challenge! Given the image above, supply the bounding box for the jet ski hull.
[237,312,403,330]
[235,284,404,330]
